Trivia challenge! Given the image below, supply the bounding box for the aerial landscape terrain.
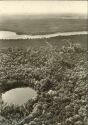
[0,1,88,125]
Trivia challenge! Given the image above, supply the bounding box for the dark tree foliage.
[0,42,88,125]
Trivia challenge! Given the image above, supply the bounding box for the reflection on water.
[2,87,37,106]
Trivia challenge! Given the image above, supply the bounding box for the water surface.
[0,30,87,39]
[2,87,37,106]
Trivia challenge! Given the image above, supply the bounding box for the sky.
[0,1,87,16]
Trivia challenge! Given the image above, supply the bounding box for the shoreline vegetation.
[0,41,88,125]
[0,31,88,40]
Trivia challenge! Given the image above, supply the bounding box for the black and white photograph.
[0,0,88,125]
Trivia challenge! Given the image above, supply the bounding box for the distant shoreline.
[0,31,88,40]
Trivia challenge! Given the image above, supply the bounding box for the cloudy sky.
[0,1,87,16]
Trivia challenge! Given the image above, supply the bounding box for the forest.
[0,41,88,125]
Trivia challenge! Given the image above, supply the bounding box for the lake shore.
[0,30,88,40]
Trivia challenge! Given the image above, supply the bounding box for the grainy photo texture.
[0,1,88,125]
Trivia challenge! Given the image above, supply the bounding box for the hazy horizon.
[0,1,87,16]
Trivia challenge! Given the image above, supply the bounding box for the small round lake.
[2,87,37,106]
